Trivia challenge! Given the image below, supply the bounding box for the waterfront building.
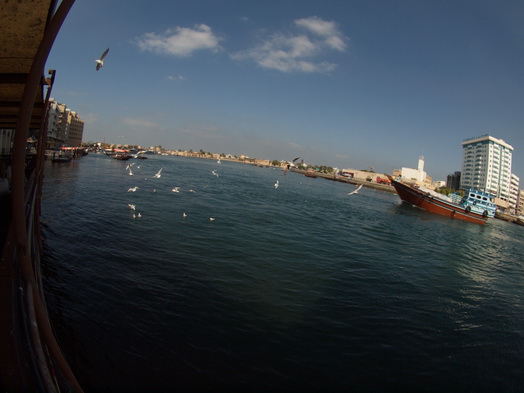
[46,99,84,149]
[66,110,84,147]
[446,171,461,190]
[46,99,62,149]
[460,135,513,202]
[400,156,427,184]
[517,190,524,217]
[509,174,520,214]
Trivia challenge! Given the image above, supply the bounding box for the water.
[41,154,524,392]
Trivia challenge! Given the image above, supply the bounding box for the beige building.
[508,173,520,214]
[66,110,84,147]
[46,99,84,149]
[516,190,524,217]
[341,168,390,183]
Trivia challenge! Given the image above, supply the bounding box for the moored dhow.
[387,175,496,225]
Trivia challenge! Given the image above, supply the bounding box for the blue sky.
[46,0,524,180]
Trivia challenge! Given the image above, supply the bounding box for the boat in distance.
[51,152,72,162]
[113,149,131,160]
[387,175,496,225]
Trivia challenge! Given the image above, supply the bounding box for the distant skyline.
[46,0,524,180]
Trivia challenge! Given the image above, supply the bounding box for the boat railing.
[2,1,83,390]
[1,162,83,392]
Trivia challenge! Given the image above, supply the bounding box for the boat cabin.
[461,190,496,218]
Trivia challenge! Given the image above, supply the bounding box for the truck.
[376,177,391,185]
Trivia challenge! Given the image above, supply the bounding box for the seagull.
[152,189,157,193]
[209,217,216,221]
[128,203,136,210]
[95,48,109,71]
[128,166,134,176]
[153,168,163,178]
[182,212,187,218]
[284,156,300,174]
[348,184,363,195]
[127,186,139,192]
[171,187,180,193]
[189,189,196,193]
[137,212,142,218]
[212,170,219,177]
[274,180,279,189]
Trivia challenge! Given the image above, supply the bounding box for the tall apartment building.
[460,135,513,202]
[64,109,84,147]
[46,100,62,149]
[46,99,84,148]
[446,171,461,190]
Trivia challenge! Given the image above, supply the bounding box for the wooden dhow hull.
[391,179,488,225]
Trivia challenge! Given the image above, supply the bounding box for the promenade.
[289,168,397,193]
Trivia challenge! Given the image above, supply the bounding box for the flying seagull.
[284,156,300,174]
[127,186,139,192]
[348,184,363,195]
[274,180,279,189]
[95,48,109,71]
[212,170,219,177]
[153,168,163,178]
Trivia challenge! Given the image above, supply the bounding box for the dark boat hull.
[391,179,488,225]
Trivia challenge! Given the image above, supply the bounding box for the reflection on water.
[42,154,524,392]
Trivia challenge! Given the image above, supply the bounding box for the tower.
[460,135,513,200]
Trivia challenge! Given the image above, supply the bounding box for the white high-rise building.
[460,135,513,201]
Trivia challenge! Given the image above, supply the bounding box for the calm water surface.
[41,154,524,392]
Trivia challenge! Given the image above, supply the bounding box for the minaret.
[417,156,424,181]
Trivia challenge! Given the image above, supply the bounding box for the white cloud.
[231,16,347,73]
[121,117,157,128]
[166,75,187,81]
[136,24,222,57]
[82,113,98,123]
[295,17,346,50]
[287,142,304,150]
[178,126,222,139]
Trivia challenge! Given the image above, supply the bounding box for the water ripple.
[41,155,524,392]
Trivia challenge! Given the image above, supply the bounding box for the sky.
[45,0,524,180]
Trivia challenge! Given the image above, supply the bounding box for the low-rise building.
[400,156,427,183]
[509,174,520,214]
[516,190,524,217]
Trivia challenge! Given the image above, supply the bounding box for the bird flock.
[124,162,225,222]
[124,159,363,224]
